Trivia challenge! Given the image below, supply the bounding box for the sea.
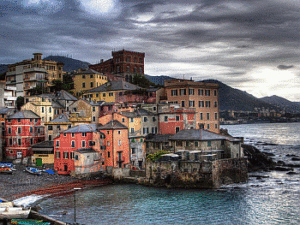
[31,122,300,224]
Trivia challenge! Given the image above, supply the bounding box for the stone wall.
[144,158,248,188]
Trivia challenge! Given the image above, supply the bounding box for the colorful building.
[89,49,145,82]
[163,79,220,133]
[5,110,44,160]
[73,69,108,95]
[31,140,54,165]
[6,53,64,97]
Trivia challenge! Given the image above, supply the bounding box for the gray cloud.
[277,65,294,70]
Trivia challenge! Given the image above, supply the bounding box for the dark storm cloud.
[277,65,294,70]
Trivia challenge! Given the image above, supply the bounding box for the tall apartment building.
[89,49,145,83]
[6,53,64,97]
[164,79,220,133]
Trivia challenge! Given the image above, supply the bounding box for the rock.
[273,166,293,171]
[287,171,297,175]
[286,154,297,157]
[291,157,300,161]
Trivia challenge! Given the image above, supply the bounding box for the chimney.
[100,59,104,63]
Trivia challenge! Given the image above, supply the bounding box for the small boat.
[0,167,13,174]
[25,167,42,176]
[11,219,50,225]
[0,207,30,219]
[0,202,14,208]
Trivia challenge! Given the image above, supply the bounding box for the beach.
[0,164,77,201]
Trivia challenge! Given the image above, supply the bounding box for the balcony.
[24,67,47,73]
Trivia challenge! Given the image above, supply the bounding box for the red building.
[98,120,130,168]
[158,105,196,135]
[5,110,44,160]
[89,50,145,82]
[54,124,98,175]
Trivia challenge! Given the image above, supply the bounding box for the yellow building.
[31,140,54,165]
[73,69,108,95]
[21,94,64,125]
[6,53,64,97]
[83,80,142,103]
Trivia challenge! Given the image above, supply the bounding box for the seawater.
[38,123,300,225]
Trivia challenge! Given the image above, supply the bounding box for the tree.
[16,96,24,110]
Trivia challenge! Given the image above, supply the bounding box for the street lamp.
[74,187,81,224]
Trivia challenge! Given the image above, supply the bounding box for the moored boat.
[0,207,30,220]
[0,202,14,208]
[25,167,42,176]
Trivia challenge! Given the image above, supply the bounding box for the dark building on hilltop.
[89,50,145,83]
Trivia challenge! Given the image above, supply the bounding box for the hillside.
[145,75,174,86]
[44,56,90,72]
[260,95,300,113]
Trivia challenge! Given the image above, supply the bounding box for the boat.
[0,202,13,208]
[0,167,13,174]
[25,167,42,176]
[0,207,30,219]
[11,219,50,225]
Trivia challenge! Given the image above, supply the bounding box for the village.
[0,50,247,190]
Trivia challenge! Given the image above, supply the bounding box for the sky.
[1,0,300,101]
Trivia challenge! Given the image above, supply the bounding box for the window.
[198,89,204,95]
[8,127,11,134]
[189,89,194,95]
[35,118,38,122]
[48,125,53,130]
[186,141,190,147]
[42,107,44,113]
[177,141,182,146]
[18,127,21,134]
[9,138,12,146]
[57,125,61,130]
[82,83,85,88]
[130,118,134,123]
[181,101,185,107]
[207,141,211,147]
[131,128,134,133]
[109,92,113,97]
[207,113,210,120]
[49,107,52,113]
[93,116,96,122]
[180,89,186,95]
[132,148,136,154]
[164,116,168,122]
[207,124,210,130]
[176,115,180,121]
[195,141,199,147]
[103,93,106,97]
[90,82,94,88]
[71,140,75,148]
[49,135,52,140]
[189,101,195,107]
[118,140,121,146]
[108,151,111,158]
[82,75,85,79]
[107,131,110,134]
[214,90,217,96]
[71,152,75,159]
[29,127,33,133]
[18,138,21,146]
[118,130,121,134]
[215,113,218,120]
[140,139,143,142]
[152,117,156,122]
[122,118,125,123]
[96,93,99,97]
[143,117,148,122]
[205,90,210,96]
[55,151,60,159]
[171,90,178,96]
[18,119,21,123]
[107,141,110,146]
[127,66,130,72]
[82,140,86,148]
[215,124,218,129]
[199,101,204,107]
[7,119,11,123]
[93,107,95,112]
[56,140,60,147]
[176,127,180,133]
[214,101,218,107]
[63,152,69,159]
[90,74,93,78]
[200,113,203,120]
[205,101,211,107]
[30,138,33,145]
[82,132,86,137]
[72,133,75,137]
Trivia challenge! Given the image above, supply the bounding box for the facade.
[44,113,72,141]
[5,110,44,160]
[68,99,95,124]
[53,124,98,175]
[22,94,64,125]
[98,120,130,169]
[89,50,145,82]
[31,140,54,165]
[6,53,64,97]
[0,81,17,108]
[73,69,108,95]
[163,79,220,133]
[157,104,196,134]
[82,80,143,103]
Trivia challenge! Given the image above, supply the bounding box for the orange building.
[163,79,220,133]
